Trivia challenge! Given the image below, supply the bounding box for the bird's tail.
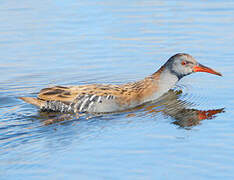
[18,97,44,107]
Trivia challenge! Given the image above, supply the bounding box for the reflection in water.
[141,90,224,128]
[40,90,224,128]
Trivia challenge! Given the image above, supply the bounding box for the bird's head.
[166,53,222,79]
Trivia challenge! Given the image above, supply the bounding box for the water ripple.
[0,0,231,179]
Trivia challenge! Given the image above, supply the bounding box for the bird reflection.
[39,90,224,128]
[138,90,224,128]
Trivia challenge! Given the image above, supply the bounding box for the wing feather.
[37,85,120,112]
[38,84,122,103]
[38,86,79,103]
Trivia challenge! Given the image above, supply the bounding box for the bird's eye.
[181,61,187,66]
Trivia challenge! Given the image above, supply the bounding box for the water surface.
[1,0,234,179]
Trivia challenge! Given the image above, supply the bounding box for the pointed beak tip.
[193,64,222,77]
[210,70,223,77]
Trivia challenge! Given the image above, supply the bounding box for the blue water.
[1,0,234,179]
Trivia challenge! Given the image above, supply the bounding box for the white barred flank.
[72,94,116,112]
[40,94,116,113]
[41,101,71,113]
[79,98,89,112]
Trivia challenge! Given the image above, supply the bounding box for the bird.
[19,53,222,113]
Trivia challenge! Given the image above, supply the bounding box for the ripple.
[0,0,231,178]
[174,83,207,108]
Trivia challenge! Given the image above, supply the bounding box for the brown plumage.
[19,53,222,113]
[19,74,160,113]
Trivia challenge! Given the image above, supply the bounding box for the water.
[0,0,234,179]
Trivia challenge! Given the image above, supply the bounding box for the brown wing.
[38,85,80,103]
[38,79,157,106]
[20,77,158,112]
[37,84,123,103]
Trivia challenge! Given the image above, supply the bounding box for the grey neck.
[158,68,179,93]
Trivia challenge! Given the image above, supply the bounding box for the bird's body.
[20,67,169,113]
[19,53,222,113]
